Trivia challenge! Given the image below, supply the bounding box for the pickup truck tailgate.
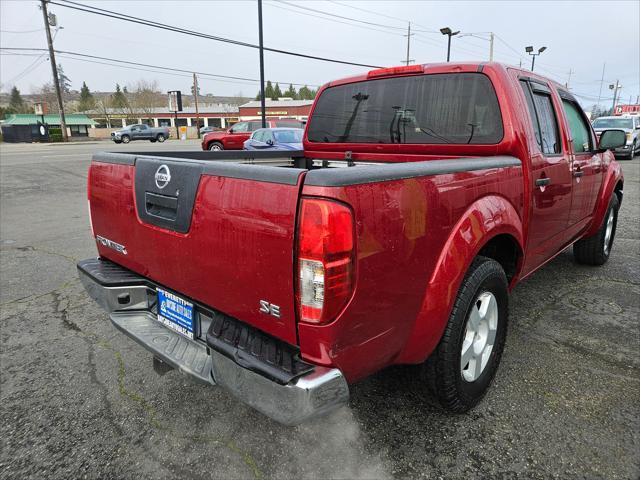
[88,153,305,345]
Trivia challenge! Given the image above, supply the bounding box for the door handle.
[573,170,584,178]
[535,177,551,187]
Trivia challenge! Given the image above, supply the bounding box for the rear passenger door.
[519,79,574,272]
[559,93,602,226]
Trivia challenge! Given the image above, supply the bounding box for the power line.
[266,2,404,37]
[0,28,44,33]
[326,0,439,33]
[274,0,405,31]
[2,27,61,86]
[0,47,321,87]
[49,0,383,69]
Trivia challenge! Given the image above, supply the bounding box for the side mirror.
[229,128,234,133]
[598,129,626,151]
[266,139,274,146]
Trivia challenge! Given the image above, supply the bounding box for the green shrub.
[48,127,63,142]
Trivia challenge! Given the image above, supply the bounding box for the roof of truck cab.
[321,61,563,92]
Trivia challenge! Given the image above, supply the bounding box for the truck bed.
[88,149,522,377]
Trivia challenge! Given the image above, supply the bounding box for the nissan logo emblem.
[154,165,171,189]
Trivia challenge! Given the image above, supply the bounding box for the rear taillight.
[297,198,355,324]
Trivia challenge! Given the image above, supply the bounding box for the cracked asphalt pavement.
[1,141,638,479]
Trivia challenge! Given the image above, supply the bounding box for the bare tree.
[129,79,163,123]
[36,82,60,113]
[95,97,113,128]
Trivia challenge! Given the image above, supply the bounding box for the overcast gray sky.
[1,0,638,108]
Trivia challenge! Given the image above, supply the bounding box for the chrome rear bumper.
[78,258,349,425]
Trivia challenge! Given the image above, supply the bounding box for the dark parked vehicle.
[112,124,170,144]
[243,128,303,150]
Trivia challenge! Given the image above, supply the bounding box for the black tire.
[628,141,636,159]
[156,134,165,143]
[121,135,130,144]
[113,140,122,144]
[422,256,509,412]
[150,139,157,143]
[208,142,223,151]
[573,194,619,265]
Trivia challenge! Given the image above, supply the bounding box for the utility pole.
[566,68,573,89]
[257,0,266,128]
[596,62,606,110]
[41,0,67,141]
[489,32,494,61]
[403,22,414,65]
[193,73,200,138]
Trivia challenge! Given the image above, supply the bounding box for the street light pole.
[525,45,546,72]
[257,0,267,128]
[440,27,460,62]
[41,0,68,142]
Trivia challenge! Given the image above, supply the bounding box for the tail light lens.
[297,198,355,324]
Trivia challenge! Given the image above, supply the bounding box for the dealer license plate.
[157,288,194,339]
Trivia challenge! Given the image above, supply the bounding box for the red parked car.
[79,62,625,425]
[201,119,304,150]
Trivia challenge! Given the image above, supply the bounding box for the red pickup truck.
[201,119,304,151]
[79,62,626,425]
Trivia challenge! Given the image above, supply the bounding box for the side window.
[519,80,542,149]
[253,130,264,142]
[248,121,262,132]
[561,100,592,153]
[264,131,274,143]
[232,122,248,132]
[532,91,561,154]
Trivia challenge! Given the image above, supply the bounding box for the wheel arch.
[584,158,623,237]
[396,194,523,364]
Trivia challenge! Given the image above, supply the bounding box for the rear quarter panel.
[299,163,524,382]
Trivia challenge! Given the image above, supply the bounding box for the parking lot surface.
[1,141,639,479]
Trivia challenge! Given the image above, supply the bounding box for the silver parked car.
[592,115,639,159]
[112,124,170,144]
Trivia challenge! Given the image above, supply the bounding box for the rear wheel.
[423,256,509,412]
[573,194,619,265]
[156,134,166,143]
[209,142,223,151]
[121,135,130,144]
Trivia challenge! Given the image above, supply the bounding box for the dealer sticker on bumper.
[157,288,194,339]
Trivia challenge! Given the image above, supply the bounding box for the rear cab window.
[307,72,503,144]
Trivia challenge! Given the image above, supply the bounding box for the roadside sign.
[168,91,183,112]
[34,103,44,115]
